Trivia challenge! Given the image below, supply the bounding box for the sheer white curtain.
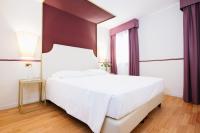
[116,30,129,75]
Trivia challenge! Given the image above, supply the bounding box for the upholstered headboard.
[42,44,99,79]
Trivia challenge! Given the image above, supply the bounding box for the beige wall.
[0,0,42,110]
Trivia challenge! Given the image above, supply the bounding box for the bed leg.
[141,119,145,123]
[158,103,161,108]
[141,116,148,124]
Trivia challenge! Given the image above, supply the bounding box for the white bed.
[42,44,164,133]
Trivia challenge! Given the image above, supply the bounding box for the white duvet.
[46,70,164,133]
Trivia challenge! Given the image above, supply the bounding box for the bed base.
[101,93,163,133]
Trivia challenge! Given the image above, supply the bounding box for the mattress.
[46,74,164,119]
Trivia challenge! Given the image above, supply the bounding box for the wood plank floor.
[0,95,199,133]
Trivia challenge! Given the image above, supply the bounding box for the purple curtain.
[110,19,139,75]
[129,28,140,76]
[110,35,117,74]
[181,1,200,104]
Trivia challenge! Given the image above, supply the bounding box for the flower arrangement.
[100,62,111,71]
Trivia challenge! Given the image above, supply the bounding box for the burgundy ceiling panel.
[43,4,97,55]
[44,0,115,24]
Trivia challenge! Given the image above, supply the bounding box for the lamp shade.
[17,31,38,59]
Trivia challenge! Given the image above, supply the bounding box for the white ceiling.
[89,0,179,28]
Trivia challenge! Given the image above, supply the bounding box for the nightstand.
[18,79,46,113]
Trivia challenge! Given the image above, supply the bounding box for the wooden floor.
[0,96,199,133]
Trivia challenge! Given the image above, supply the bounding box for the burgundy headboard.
[42,4,97,55]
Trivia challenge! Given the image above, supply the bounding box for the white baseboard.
[0,97,40,111]
[0,103,17,110]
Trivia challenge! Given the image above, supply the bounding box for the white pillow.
[52,70,83,78]
[83,69,108,76]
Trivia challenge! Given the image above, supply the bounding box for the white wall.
[97,25,110,61]
[139,3,183,60]
[139,3,183,97]
[97,3,184,97]
[0,0,42,110]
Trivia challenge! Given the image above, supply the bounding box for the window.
[116,30,129,75]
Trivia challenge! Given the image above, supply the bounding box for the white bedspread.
[46,74,164,133]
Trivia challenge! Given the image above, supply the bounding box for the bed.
[42,44,164,133]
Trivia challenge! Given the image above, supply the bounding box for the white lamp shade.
[17,32,38,59]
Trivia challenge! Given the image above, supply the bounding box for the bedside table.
[18,79,46,113]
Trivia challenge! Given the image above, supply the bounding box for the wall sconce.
[17,31,39,79]
[17,31,39,60]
